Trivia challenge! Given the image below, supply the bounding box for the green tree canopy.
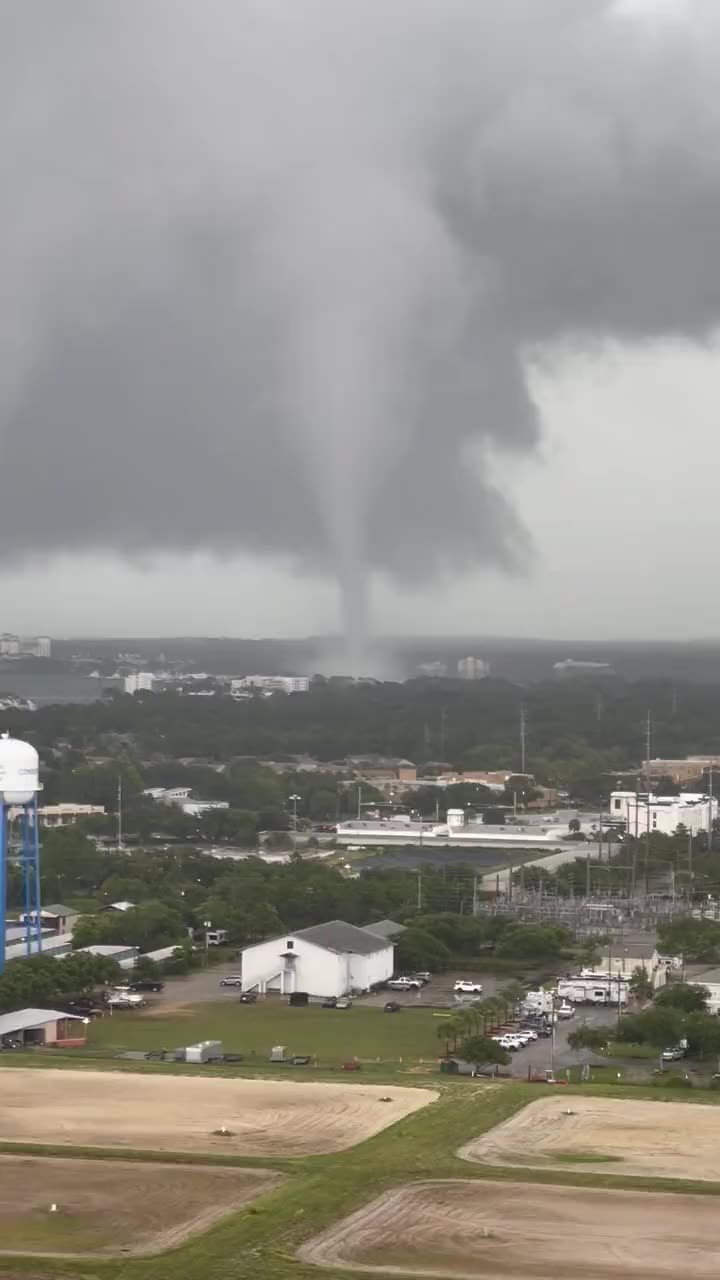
[655,983,709,1013]
[459,1035,510,1066]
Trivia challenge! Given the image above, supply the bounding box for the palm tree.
[437,1015,464,1056]
[497,981,526,1021]
[478,996,504,1034]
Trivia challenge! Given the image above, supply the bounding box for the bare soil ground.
[459,1094,720,1181]
[299,1179,720,1280]
[0,1154,281,1257]
[0,1068,435,1156]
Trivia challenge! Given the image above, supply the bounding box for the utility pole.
[520,706,527,775]
[644,712,652,898]
[289,793,301,856]
[416,868,422,911]
[472,873,478,916]
[357,785,362,820]
[708,764,714,854]
[117,776,123,852]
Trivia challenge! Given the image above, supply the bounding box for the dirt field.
[459,1094,720,1181]
[0,1069,435,1156]
[299,1179,720,1279]
[0,1154,281,1256]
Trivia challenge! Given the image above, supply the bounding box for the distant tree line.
[4,675,720,801]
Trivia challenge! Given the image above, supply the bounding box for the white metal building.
[598,941,668,989]
[181,800,230,817]
[78,943,139,969]
[610,791,718,836]
[336,816,574,850]
[0,1008,86,1048]
[33,803,105,827]
[231,675,310,695]
[3,933,75,963]
[241,919,394,998]
[687,968,720,1015]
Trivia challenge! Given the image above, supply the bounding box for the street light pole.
[289,794,301,857]
[203,919,212,967]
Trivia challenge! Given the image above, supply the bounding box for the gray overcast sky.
[4,337,717,639]
[1,0,719,641]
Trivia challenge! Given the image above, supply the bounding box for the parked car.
[518,1027,538,1040]
[335,998,352,1009]
[388,976,423,991]
[129,979,164,993]
[454,980,483,994]
[414,972,432,984]
[220,974,243,988]
[239,992,258,1004]
[384,1001,402,1013]
[496,1035,521,1051]
[662,1045,686,1061]
[556,1003,575,1019]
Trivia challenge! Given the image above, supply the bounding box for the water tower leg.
[32,797,42,952]
[0,803,5,975]
[23,808,33,957]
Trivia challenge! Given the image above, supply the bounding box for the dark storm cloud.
[0,0,717,633]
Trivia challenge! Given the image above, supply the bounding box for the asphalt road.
[144,968,243,1009]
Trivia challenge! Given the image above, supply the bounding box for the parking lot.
[500,1004,619,1077]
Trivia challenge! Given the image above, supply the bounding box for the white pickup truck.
[107,992,145,1008]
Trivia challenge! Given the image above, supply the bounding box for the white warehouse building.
[240,920,394,998]
[611,791,718,837]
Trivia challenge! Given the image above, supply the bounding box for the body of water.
[0,671,119,706]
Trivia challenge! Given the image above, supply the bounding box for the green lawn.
[607,1041,658,1060]
[88,1001,443,1066]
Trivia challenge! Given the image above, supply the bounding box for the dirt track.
[0,1068,435,1156]
[460,1094,720,1181]
[299,1179,720,1279]
[0,1154,281,1256]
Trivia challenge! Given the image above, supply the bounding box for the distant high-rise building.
[0,634,51,658]
[415,661,447,678]
[124,671,155,695]
[457,656,490,680]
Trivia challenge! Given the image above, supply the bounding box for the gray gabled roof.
[365,918,407,939]
[294,920,391,955]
